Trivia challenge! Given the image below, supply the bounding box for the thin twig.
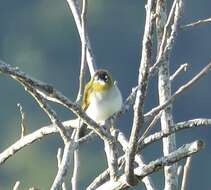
[57,148,62,167]
[0,126,57,165]
[23,82,71,142]
[76,0,88,102]
[17,103,27,138]
[13,181,20,190]
[66,0,97,75]
[170,63,188,81]
[86,169,110,190]
[138,112,162,145]
[181,156,192,190]
[150,0,178,74]
[181,17,211,29]
[51,141,76,190]
[145,62,211,123]
[139,118,211,150]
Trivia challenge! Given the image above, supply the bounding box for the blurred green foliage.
[0,0,211,189]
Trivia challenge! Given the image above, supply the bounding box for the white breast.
[85,84,122,123]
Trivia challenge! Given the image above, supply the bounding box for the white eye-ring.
[104,74,108,81]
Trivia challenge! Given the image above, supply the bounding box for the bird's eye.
[104,74,108,81]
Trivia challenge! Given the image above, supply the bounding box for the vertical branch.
[51,141,75,190]
[156,0,177,188]
[76,0,88,102]
[57,148,67,190]
[181,156,192,190]
[71,126,81,190]
[66,0,97,75]
[104,140,118,181]
[125,0,155,185]
[72,139,80,190]
[72,1,88,189]
[104,129,119,181]
[156,0,183,189]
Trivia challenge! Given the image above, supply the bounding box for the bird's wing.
[82,81,92,111]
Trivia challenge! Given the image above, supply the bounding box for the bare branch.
[24,83,71,142]
[87,130,156,190]
[57,148,67,190]
[138,112,162,145]
[181,17,211,29]
[136,140,203,179]
[139,118,211,150]
[101,127,118,181]
[0,126,57,165]
[65,0,97,75]
[0,62,112,142]
[73,0,89,188]
[117,131,156,190]
[86,169,110,190]
[96,140,204,190]
[150,0,178,74]
[76,0,88,102]
[145,62,211,123]
[57,148,62,167]
[0,64,95,189]
[156,0,184,188]
[77,131,95,144]
[51,141,76,190]
[71,129,80,190]
[104,139,118,181]
[125,0,155,184]
[181,156,192,190]
[0,61,71,142]
[0,122,95,166]
[170,63,188,81]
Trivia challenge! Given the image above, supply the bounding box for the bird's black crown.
[94,70,110,82]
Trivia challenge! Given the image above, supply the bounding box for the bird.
[82,69,123,123]
[76,69,123,137]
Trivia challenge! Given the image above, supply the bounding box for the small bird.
[71,69,123,137]
[82,69,123,123]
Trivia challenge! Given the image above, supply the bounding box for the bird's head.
[91,70,113,91]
